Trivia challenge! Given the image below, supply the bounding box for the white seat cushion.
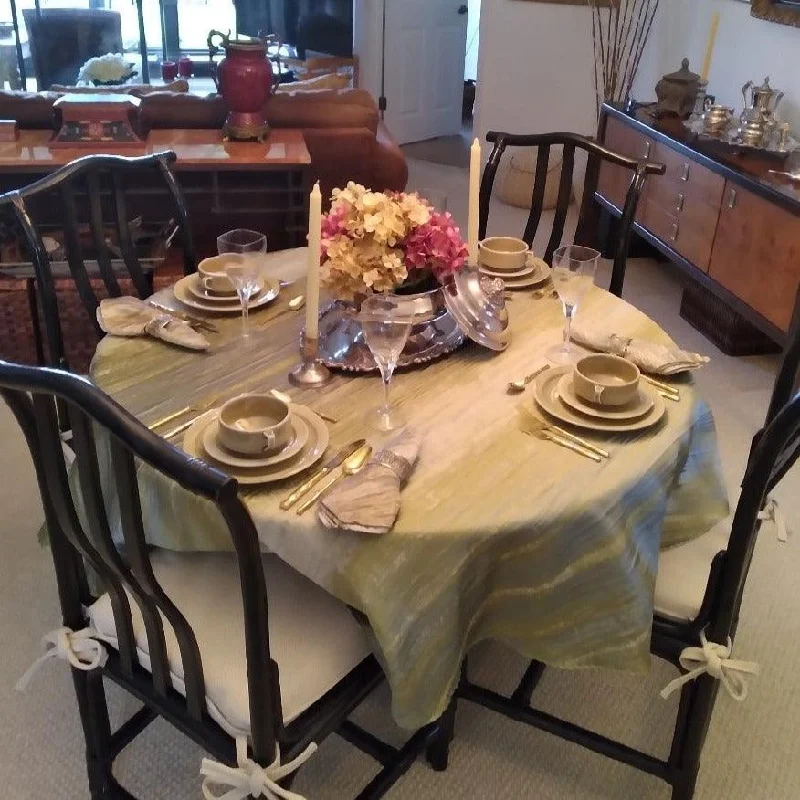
[654,520,730,624]
[88,550,372,740]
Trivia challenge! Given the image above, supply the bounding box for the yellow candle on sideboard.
[701,11,720,84]
[305,182,322,340]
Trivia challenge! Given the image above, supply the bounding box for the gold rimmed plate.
[479,263,535,279]
[186,278,264,304]
[556,374,655,420]
[501,259,551,289]
[202,412,309,468]
[532,366,666,433]
[182,405,328,484]
[173,274,280,314]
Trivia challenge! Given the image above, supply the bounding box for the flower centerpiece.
[320,182,469,301]
[78,53,137,87]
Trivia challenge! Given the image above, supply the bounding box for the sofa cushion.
[49,79,190,95]
[140,92,227,130]
[276,72,350,94]
[0,90,59,129]
[268,88,378,133]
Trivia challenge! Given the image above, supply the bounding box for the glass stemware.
[217,229,267,338]
[359,295,413,431]
[545,245,600,364]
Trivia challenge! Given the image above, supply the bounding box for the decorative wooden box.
[51,94,144,149]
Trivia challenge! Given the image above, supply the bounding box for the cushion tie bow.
[201,737,318,800]
[16,626,108,691]
[661,630,760,702]
[758,496,788,543]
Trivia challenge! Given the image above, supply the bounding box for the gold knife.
[547,423,610,459]
[643,375,679,399]
[148,301,218,333]
[279,439,366,510]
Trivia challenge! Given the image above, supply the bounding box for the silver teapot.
[742,76,784,122]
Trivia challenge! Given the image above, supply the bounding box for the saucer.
[532,366,666,433]
[183,405,328,484]
[202,413,309,468]
[479,263,535,279]
[556,374,655,420]
[187,279,263,304]
[492,257,550,290]
[174,274,280,314]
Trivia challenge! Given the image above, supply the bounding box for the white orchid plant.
[78,53,137,86]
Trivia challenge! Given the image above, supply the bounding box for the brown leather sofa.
[0,86,408,201]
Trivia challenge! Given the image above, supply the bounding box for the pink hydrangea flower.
[404,211,469,282]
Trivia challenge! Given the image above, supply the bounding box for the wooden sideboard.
[0,129,312,256]
[593,102,800,354]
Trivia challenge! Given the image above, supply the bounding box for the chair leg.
[510,660,546,708]
[425,698,457,772]
[72,669,116,799]
[666,677,719,800]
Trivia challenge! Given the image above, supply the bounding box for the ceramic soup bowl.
[218,394,292,455]
[478,237,528,271]
[197,254,243,294]
[573,354,640,407]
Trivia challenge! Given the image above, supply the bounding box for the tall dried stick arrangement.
[588,0,661,119]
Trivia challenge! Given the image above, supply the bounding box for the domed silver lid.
[443,267,511,352]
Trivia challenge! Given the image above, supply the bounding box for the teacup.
[217,394,292,455]
[478,237,529,271]
[197,254,243,295]
[573,354,640,407]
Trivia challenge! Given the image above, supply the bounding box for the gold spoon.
[296,444,372,515]
[507,364,549,394]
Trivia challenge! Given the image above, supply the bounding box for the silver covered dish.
[443,268,511,352]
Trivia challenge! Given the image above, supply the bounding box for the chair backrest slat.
[0,152,195,370]
[1,361,277,758]
[109,436,208,716]
[481,131,664,297]
[544,143,576,263]
[712,391,800,642]
[111,171,151,298]
[59,182,102,328]
[31,394,137,672]
[86,170,122,299]
[522,144,551,248]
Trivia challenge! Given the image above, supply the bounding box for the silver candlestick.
[289,334,332,387]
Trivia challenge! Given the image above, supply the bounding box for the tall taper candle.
[305,181,322,339]
[468,137,481,265]
[701,11,720,84]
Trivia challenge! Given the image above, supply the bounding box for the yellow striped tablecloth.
[91,272,729,730]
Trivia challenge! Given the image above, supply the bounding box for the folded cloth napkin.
[571,323,708,376]
[318,429,420,535]
[97,297,209,351]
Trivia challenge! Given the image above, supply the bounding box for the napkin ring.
[372,451,413,483]
[610,334,633,359]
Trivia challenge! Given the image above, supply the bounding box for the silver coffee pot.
[742,76,784,122]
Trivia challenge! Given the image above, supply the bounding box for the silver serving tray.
[318,300,467,373]
[683,117,798,156]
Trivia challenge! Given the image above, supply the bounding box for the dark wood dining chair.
[447,387,800,799]
[0,151,195,371]
[479,132,664,297]
[2,359,429,799]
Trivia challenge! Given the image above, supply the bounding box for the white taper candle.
[468,137,481,266]
[305,181,322,339]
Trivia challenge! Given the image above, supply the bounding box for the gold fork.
[518,407,606,462]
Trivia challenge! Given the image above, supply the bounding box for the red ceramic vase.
[207,31,276,141]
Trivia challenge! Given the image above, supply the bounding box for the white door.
[382,0,469,144]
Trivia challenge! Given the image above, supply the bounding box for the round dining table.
[90,250,730,730]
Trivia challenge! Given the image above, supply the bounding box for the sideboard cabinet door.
[708,183,800,332]
[597,115,653,218]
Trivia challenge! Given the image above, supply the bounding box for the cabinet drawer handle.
[675,193,685,213]
[680,162,691,182]
[728,189,737,209]
[669,222,680,243]
[643,141,651,159]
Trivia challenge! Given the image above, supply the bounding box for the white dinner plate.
[532,366,666,433]
[202,413,309,468]
[173,274,280,314]
[183,404,328,484]
[556,374,655,420]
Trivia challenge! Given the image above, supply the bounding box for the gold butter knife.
[296,444,372,515]
[280,439,366,510]
[547,423,610,459]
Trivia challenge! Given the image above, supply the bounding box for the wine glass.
[360,295,413,431]
[545,245,600,364]
[217,229,267,337]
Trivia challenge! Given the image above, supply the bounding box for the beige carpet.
[1,159,798,799]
